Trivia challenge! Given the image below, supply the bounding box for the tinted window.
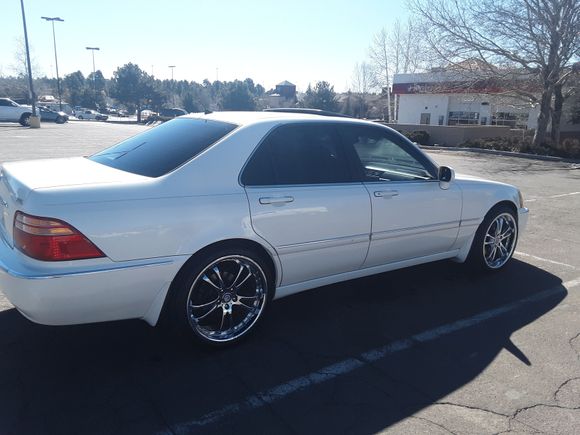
[242,123,351,186]
[89,118,237,177]
[0,100,10,107]
[338,125,435,182]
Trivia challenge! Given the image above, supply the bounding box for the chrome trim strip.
[460,218,481,227]
[372,221,460,241]
[0,258,176,280]
[277,233,370,254]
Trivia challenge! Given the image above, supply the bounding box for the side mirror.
[438,166,455,190]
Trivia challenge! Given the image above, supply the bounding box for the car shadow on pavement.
[0,259,566,435]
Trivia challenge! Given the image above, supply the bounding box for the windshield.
[89,118,237,177]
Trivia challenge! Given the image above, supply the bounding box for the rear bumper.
[0,237,187,326]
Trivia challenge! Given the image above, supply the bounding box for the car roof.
[184,111,378,127]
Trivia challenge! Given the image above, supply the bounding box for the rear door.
[338,124,462,267]
[242,122,371,286]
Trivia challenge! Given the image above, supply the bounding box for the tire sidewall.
[468,204,518,271]
[19,113,31,126]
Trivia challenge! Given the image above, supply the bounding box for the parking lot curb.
[420,145,580,164]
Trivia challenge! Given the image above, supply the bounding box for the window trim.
[239,121,359,187]
[336,122,439,183]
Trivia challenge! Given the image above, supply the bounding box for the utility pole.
[85,46,100,108]
[20,0,39,127]
[41,16,64,111]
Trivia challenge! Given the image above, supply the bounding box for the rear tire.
[166,246,274,347]
[467,204,518,271]
[19,113,31,126]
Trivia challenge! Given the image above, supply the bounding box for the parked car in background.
[38,106,69,124]
[158,108,188,121]
[75,109,108,121]
[0,110,528,347]
[0,98,33,126]
[139,109,158,121]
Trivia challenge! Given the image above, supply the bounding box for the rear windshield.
[88,118,237,177]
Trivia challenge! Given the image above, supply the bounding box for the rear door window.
[242,123,352,186]
[89,118,237,177]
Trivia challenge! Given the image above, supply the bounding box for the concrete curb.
[104,119,141,125]
[420,145,580,164]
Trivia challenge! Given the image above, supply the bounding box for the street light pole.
[85,46,100,108]
[168,65,176,106]
[41,16,64,111]
[19,0,39,127]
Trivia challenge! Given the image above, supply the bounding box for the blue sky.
[1,0,409,92]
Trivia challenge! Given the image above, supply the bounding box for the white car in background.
[0,110,528,346]
[75,109,108,121]
[0,98,33,126]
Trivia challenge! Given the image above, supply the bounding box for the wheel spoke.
[495,217,504,236]
[212,266,226,289]
[230,261,246,288]
[219,308,228,331]
[488,246,497,262]
[499,227,513,240]
[194,303,219,321]
[235,299,257,310]
[202,274,222,291]
[190,298,219,309]
[235,295,259,309]
[232,263,252,288]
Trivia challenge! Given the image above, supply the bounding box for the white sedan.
[0,110,529,345]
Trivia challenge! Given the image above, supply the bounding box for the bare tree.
[351,62,373,95]
[410,0,580,146]
[369,19,432,122]
[10,37,42,79]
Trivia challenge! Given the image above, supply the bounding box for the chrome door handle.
[259,196,295,205]
[374,190,399,198]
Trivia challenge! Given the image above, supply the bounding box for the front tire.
[167,247,273,346]
[467,204,518,271]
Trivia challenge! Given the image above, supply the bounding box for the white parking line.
[526,192,580,202]
[515,251,577,269]
[161,278,580,434]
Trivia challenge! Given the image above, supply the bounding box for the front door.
[338,124,462,268]
[242,122,371,286]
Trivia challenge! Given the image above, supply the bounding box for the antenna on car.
[264,108,353,118]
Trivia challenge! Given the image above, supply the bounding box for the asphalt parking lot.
[0,121,579,435]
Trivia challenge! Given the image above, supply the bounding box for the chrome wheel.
[186,255,267,343]
[483,212,517,269]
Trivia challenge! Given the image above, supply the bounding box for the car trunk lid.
[0,157,148,246]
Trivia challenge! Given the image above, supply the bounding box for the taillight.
[13,211,105,261]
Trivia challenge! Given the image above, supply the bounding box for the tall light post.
[19,0,39,127]
[85,46,100,107]
[41,16,64,111]
[168,65,176,106]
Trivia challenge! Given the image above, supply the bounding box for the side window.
[339,125,435,182]
[0,100,9,107]
[242,123,352,186]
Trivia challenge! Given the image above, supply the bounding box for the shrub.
[460,136,580,159]
[401,130,430,145]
